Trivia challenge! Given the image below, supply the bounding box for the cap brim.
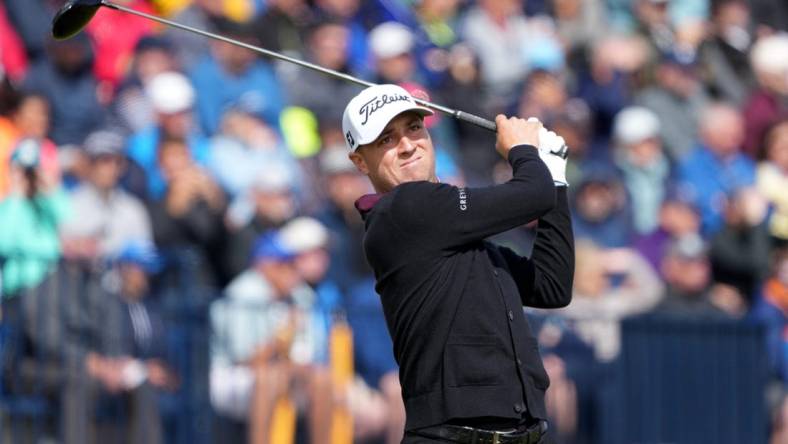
[355,106,434,147]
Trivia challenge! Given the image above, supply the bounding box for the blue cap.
[115,240,163,274]
[578,161,622,186]
[524,36,565,72]
[660,49,697,69]
[252,231,296,264]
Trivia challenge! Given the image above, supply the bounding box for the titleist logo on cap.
[359,93,412,125]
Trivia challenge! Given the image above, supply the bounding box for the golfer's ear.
[348,151,369,175]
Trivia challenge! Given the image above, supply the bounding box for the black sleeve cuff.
[507,145,539,164]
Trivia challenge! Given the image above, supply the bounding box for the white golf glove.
[528,118,569,187]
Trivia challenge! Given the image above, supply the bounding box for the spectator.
[0,1,28,83]
[677,102,756,236]
[743,34,788,158]
[551,102,597,185]
[631,0,676,70]
[750,247,788,444]
[555,240,663,361]
[60,130,153,261]
[344,278,406,444]
[0,92,59,198]
[634,191,702,274]
[148,138,227,288]
[279,216,405,443]
[654,233,739,317]
[434,44,497,184]
[282,19,359,125]
[367,21,421,86]
[313,0,368,77]
[126,71,211,199]
[3,0,54,62]
[251,0,313,58]
[84,0,156,93]
[550,0,608,67]
[750,247,788,387]
[574,35,646,144]
[698,0,756,106]
[0,138,69,297]
[22,34,104,145]
[757,118,788,243]
[279,216,340,335]
[209,231,335,443]
[164,0,224,69]
[612,106,672,235]
[571,165,634,248]
[315,146,373,292]
[208,98,301,199]
[225,159,299,279]
[63,241,176,444]
[0,139,68,442]
[409,0,465,88]
[461,0,560,104]
[709,187,771,303]
[634,50,709,161]
[190,18,286,136]
[111,37,180,134]
[517,70,574,131]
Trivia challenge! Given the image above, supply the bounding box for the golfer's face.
[353,112,436,192]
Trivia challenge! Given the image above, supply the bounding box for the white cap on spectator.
[369,22,414,59]
[252,162,295,193]
[320,146,356,174]
[750,34,788,76]
[279,217,329,253]
[613,106,661,145]
[146,71,195,114]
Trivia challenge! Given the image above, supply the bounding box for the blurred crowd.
[1,0,788,443]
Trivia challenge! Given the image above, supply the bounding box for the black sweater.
[355,146,575,430]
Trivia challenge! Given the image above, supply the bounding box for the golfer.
[343,84,575,443]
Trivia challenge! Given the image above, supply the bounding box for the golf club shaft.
[102,1,498,132]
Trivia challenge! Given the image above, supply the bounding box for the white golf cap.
[342,84,433,151]
[146,71,195,115]
[613,106,661,145]
[279,217,329,253]
[368,22,414,59]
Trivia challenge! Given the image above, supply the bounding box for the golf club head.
[51,0,105,40]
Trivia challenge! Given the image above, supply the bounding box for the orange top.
[0,118,62,199]
[765,278,788,315]
[0,117,19,198]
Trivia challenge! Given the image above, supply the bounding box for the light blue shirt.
[209,270,327,368]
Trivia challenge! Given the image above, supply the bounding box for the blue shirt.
[189,56,285,136]
[677,146,756,236]
[126,127,211,199]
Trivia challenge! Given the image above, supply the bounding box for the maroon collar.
[354,193,384,216]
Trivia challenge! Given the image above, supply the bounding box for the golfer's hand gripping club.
[527,117,570,186]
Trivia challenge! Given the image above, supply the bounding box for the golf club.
[51,0,500,133]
